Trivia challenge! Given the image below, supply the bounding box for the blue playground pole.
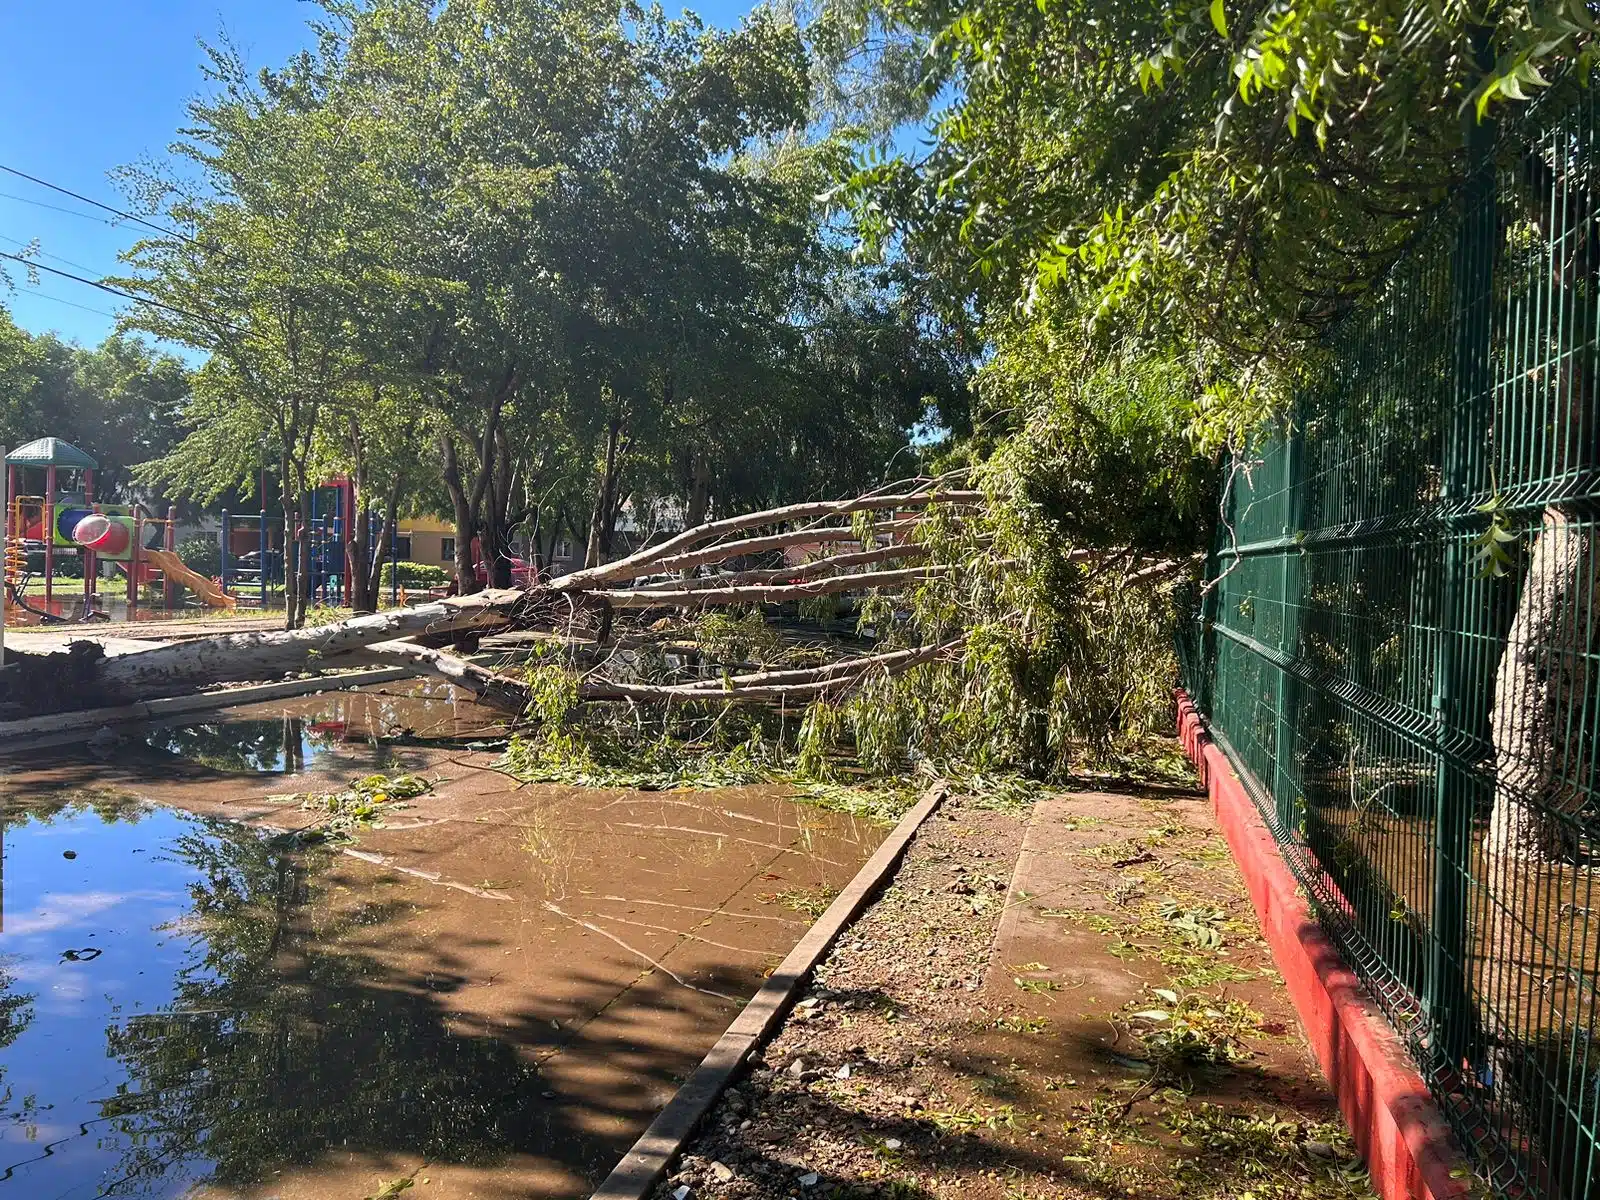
[331,514,343,605]
[258,509,268,603]
[309,488,321,604]
[388,516,398,607]
[333,481,345,605]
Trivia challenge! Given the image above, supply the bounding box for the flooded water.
[0,686,884,1198]
[2,595,212,625]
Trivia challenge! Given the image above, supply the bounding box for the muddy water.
[0,686,884,1199]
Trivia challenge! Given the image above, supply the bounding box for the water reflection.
[138,715,359,773]
[0,805,548,1198]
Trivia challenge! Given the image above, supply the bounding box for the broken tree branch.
[588,565,949,609]
[660,543,934,591]
[668,637,967,690]
[548,488,983,591]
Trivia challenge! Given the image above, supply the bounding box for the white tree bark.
[89,590,524,703]
[1487,509,1594,862]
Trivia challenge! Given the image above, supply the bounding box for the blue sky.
[0,0,753,348]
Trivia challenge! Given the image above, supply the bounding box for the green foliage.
[177,533,221,579]
[0,310,190,502]
[109,0,965,623]
[498,721,779,792]
[1126,989,1263,1069]
[378,560,450,589]
[1164,1104,1371,1197]
[693,608,783,666]
[282,773,431,842]
[1471,493,1519,578]
[833,0,1600,449]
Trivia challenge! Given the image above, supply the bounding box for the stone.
[711,1162,735,1183]
[787,1058,806,1077]
[798,1173,820,1188]
[884,1139,902,1151]
[674,1187,692,1200]
[834,1063,851,1079]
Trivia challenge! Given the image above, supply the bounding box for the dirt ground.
[649,775,1377,1200]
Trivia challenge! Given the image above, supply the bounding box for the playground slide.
[141,549,237,609]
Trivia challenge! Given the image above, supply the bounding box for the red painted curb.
[1174,689,1470,1200]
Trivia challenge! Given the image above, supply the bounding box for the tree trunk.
[345,412,372,612]
[487,427,520,589]
[586,415,623,568]
[83,593,521,702]
[441,434,480,596]
[682,451,711,580]
[1487,509,1594,861]
[293,487,312,628]
[363,478,401,611]
[278,458,299,632]
[1486,149,1600,864]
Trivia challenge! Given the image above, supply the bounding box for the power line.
[0,232,114,278]
[11,289,119,320]
[0,189,123,226]
[0,163,191,244]
[0,250,229,330]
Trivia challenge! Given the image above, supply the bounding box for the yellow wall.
[396,515,457,565]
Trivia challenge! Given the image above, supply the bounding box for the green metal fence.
[1179,88,1600,1199]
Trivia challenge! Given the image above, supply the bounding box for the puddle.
[2,595,210,625]
[1,681,509,781]
[0,800,554,1199]
[0,691,885,1198]
[125,683,502,774]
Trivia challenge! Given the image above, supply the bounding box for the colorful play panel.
[3,437,232,623]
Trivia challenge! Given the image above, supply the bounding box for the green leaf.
[1209,0,1228,38]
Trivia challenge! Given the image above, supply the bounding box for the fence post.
[1276,424,1305,834]
[1429,101,1497,1073]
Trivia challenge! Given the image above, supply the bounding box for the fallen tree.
[0,481,985,715]
[0,477,1188,768]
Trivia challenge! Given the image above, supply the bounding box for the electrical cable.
[0,249,235,330]
[0,163,192,243]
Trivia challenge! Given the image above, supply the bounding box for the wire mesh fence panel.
[1180,86,1600,1199]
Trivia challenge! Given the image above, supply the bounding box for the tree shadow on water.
[86,819,616,1197]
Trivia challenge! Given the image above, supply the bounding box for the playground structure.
[222,476,357,608]
[2,437,235,625]
[1,441,505,624]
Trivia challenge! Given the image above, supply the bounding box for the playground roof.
[5,438,98,470]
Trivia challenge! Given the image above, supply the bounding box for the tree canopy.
[108,0,966,623]
[0,306,190,499]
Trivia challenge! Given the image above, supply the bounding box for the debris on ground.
[651,772,1376,1200]
[279,772,433,842]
